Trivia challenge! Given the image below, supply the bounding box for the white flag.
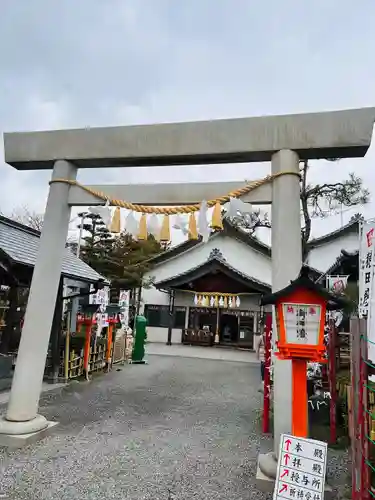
[359,222,375,318]
[326,275,349,293]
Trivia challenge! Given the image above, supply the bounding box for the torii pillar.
[0,109,374,465]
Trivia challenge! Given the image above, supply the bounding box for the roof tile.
[0,217,106,284]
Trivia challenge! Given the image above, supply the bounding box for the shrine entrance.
[219,313,238,344]
[1,107,374,488]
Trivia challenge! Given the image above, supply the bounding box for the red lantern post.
[260,268,347,438]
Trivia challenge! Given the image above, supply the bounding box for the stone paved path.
[146,343,259,363]
[0,352,349,499]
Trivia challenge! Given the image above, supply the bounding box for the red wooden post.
[292,358,308,437]
[83,320,93,376]
[360,330,370,500]
[328,320,337,445]
[262,313,272,434]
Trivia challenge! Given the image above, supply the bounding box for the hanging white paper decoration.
[224,197,253,219]
[223,198,239,219]
[148,214,160,237]
[236,296,241,308]
[89,201,112,228]
[236,198,253,214]
[228,297,233,308]
[172,215,189,235]
[198,200,210,242]
[210,296,215,307]
[194,294,198,305]
[218,296,224,307]
[125,211,139,238]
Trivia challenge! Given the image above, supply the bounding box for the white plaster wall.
[307,231,359,272]
[143,233,271,287]
[147,327,182,344]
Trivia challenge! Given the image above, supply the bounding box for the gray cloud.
[1,0,375,238]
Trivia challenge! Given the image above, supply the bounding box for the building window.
[144,304,186,328]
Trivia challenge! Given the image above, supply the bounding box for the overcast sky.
[1,0,374,243]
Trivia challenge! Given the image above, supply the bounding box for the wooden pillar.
[0,285,18,354]
[50,277,64,382]
[166,290,175,346]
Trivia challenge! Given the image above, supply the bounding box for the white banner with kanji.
[359,221,375,377]
[359,222,375,318]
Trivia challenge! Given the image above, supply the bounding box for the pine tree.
[106,232,166,290]
[78,213,167,291]
[77,212,115,277]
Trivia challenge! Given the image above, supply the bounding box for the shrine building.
[141,218,360,348]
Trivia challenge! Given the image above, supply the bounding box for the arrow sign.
[279,484,288,494]
[283,453,290,466]
[280,469,289,478]
[285,439,292,451]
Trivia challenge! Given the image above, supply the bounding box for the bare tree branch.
[230,163,369,255]
[8,205,44,231]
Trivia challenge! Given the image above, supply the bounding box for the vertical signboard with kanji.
[359,222,375,377]
[282,304,322,345]
[359,223,375,318]
[90,285,110,312]
[273,434,327,500]
[118,290,130,327]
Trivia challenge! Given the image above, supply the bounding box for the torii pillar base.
[0,415,58,450]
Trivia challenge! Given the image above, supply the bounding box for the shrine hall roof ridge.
[307,217,360,247]
[4,107,375,170]
[317,248,359,284]
[153,252,271,293]
[0,215,107,284]
[147,218,355,269]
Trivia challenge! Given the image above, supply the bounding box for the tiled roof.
[0,216,107,284]
[154,253,271,293]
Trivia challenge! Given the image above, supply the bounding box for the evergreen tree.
[78,213,167,291]
[106,232,166,290]
[77,212,116,276]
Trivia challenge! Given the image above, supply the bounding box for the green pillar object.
[132,315,147,364]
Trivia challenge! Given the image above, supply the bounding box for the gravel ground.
[0,355,350,499]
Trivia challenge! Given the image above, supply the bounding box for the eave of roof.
[146,216,359,272]
[154,255,271,293]
[260,267,350,310]
[0,215,108,284]
[316,249,359,283]
[307,219,359,247]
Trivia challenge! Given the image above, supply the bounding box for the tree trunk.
[301,160,311,262]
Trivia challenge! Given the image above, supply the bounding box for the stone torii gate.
[1,108,374,478]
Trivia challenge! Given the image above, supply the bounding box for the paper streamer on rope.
[84,184,260,243]
[148,214,160,238]
[110,207,121,233]
[88,201,112,228]
[193,293,242,308]
[125,211,139,238]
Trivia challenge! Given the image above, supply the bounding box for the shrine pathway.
[0,350,349,499]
